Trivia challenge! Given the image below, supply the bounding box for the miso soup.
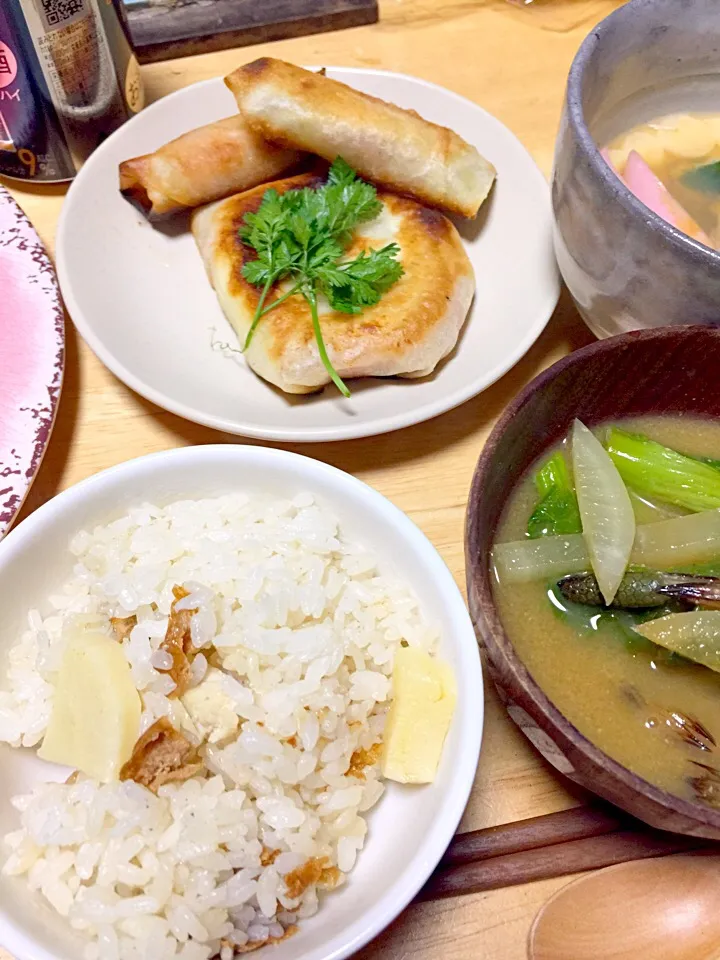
[493,415,720,805]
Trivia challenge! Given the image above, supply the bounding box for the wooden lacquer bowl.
[466,325,720,839]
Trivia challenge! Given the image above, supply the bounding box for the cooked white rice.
[0,492,438,960]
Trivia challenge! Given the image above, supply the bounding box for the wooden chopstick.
[439,805,630,867]
[417,805,708,902]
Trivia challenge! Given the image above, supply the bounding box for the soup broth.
[605,112,720,247]
[494,415,720,803]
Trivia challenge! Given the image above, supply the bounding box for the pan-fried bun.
[192,172,475,394]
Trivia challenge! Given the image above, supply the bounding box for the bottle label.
[0,6,73,180]
[18,0,127,168]
[0,0,143,181]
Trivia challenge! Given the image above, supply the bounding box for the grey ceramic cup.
[553,0,720,339]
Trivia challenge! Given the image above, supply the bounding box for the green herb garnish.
[681,160,720,195]
[527,452,582,539]
[239,158,404,397]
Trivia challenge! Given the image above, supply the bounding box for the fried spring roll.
[119,114,302,217]
[224,58,496,219]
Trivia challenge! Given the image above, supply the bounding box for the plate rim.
[56,68,560,443]
[0,185,65,538]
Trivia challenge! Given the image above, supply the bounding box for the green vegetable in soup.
[681,160,720,195]
[684,561,720,578]
[572,420,635,605]
[527,452,582,539]
[548,583,679,659]
[606,429,720,512]
[493,508,720,583]
[634,611,720,673]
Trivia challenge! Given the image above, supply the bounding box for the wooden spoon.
[528,853,720,960]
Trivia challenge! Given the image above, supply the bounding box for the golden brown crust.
[191,173,475,393]
[119,718,203,793]
[224,58,495,218]
[118,115,302,218]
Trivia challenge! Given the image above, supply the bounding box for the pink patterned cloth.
[0,187,64,536]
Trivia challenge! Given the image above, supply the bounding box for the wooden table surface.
[3,1,626,957]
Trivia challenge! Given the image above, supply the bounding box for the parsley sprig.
[239,158,404,397]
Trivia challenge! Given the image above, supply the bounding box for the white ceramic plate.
[0,444,483,960]
[56,69,559,442]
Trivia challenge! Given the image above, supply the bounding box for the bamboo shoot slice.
[38,628,141,782]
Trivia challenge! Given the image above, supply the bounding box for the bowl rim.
[0,443,484,960]
[466,324,720,833]
[565,0,720,269]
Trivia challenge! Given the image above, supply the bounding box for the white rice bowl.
[0,446,483,960]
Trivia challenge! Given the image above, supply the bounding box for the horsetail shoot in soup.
[492,416,720,805]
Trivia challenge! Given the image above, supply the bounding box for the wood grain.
[127,0,379,64]
[0,2,626,958]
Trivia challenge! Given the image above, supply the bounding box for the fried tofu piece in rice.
[157,585,199,698]
[119,718,202,793]
[284,857,341,899]
[347,742,382,780]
